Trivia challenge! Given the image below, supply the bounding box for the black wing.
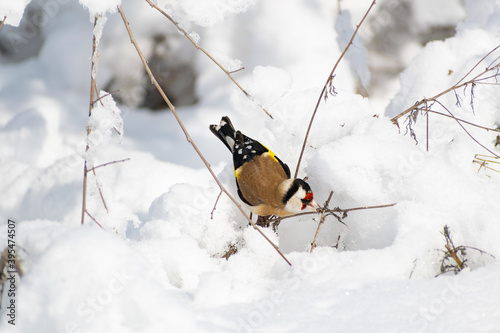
[233,131,290,178]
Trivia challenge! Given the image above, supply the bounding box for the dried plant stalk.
[391,45,500,125]
[81,16,100,225]
[0,16,6,31]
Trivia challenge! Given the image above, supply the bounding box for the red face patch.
[301,192,314,210]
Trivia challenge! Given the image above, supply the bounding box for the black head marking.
[282,179,312,205]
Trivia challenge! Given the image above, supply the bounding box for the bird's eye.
[300,198,311,210]
[300,192,313,210]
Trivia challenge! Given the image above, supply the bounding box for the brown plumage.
[236,152,294,216]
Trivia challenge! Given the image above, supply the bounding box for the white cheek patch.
[284,187,308,213]
[295,187,307,200]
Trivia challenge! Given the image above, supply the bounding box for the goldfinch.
[210,116,320,217]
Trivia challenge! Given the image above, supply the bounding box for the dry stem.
[210,190,223,219]
[143,0,272,118]
[423,109,500,133]
[433,99,500,159]
[118,6,291,266]
[81,16,99,225]
[310,191,334,252]
[473,154,500,174]
[85,210,103,229]
[265,201,396,225]
[294,0,376,178]
[391,45,500,125]
[87,158,131,173]
[0,16,6,31]
[444,244,465,270]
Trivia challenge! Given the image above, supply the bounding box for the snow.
[0,1,31,27]
[79,0,121,22]
[86,91,124,168]
[1,0,500,332]
[156,0,257,28]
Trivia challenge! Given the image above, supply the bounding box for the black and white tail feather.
[209,116,237,153]
[210,116,290,174]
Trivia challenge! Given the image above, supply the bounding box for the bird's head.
[281,179,320,214]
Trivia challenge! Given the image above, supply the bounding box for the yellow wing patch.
[261,145,280,164]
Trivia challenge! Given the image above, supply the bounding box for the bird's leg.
[256,215,272,228]
[271,217,282,232]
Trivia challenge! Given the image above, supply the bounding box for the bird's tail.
[209,116,237,153]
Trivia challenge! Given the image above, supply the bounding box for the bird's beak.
[307,199,321,212]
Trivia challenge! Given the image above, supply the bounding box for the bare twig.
[473,154,500,174]
[92,168,108,213]
[210,190,223,219]
[87,158,131,173]
[391,45,500,125]
[326,202,396,214]
[422,109,500,133]
[455,45,500,86]
[143,0,272,118]
[265,201,396,224]
[437,225,495,277]
[294,0,376,178]
[310,191,334,252]
[425,100,429,151]
[118,6,290,266]
[93,89,120,105]
[85,210,103,229]
[445,243,465,270]
[432,99,500,159]
[462,245,496,259]
[81,16,100,225]
[0,16,6,31]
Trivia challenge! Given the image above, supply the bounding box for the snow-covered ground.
[1,0,500,332]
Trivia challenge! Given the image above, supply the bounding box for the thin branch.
[432,99,500,159]
[118,6,290,266]
[422,108,500,132]
[473,158,500,174]
[0,16,6,31]
[87,158,131,173]
[310,191,334,252]
[93,89,120,105]
[473,154,500,174]
[462,245,496,259]
[210,190,223,219]
[82,16,100,225]
[326,202,397,214]
[229,67,245,74]
[294,0,376,178]
[445,244,465,270]
[85,210,103,229]
[391,45,500,125]
[455,45,500,86]
[143,0,272,119]
[425,100,429,151]
[265,201,396,224]
[92,168,109,213]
